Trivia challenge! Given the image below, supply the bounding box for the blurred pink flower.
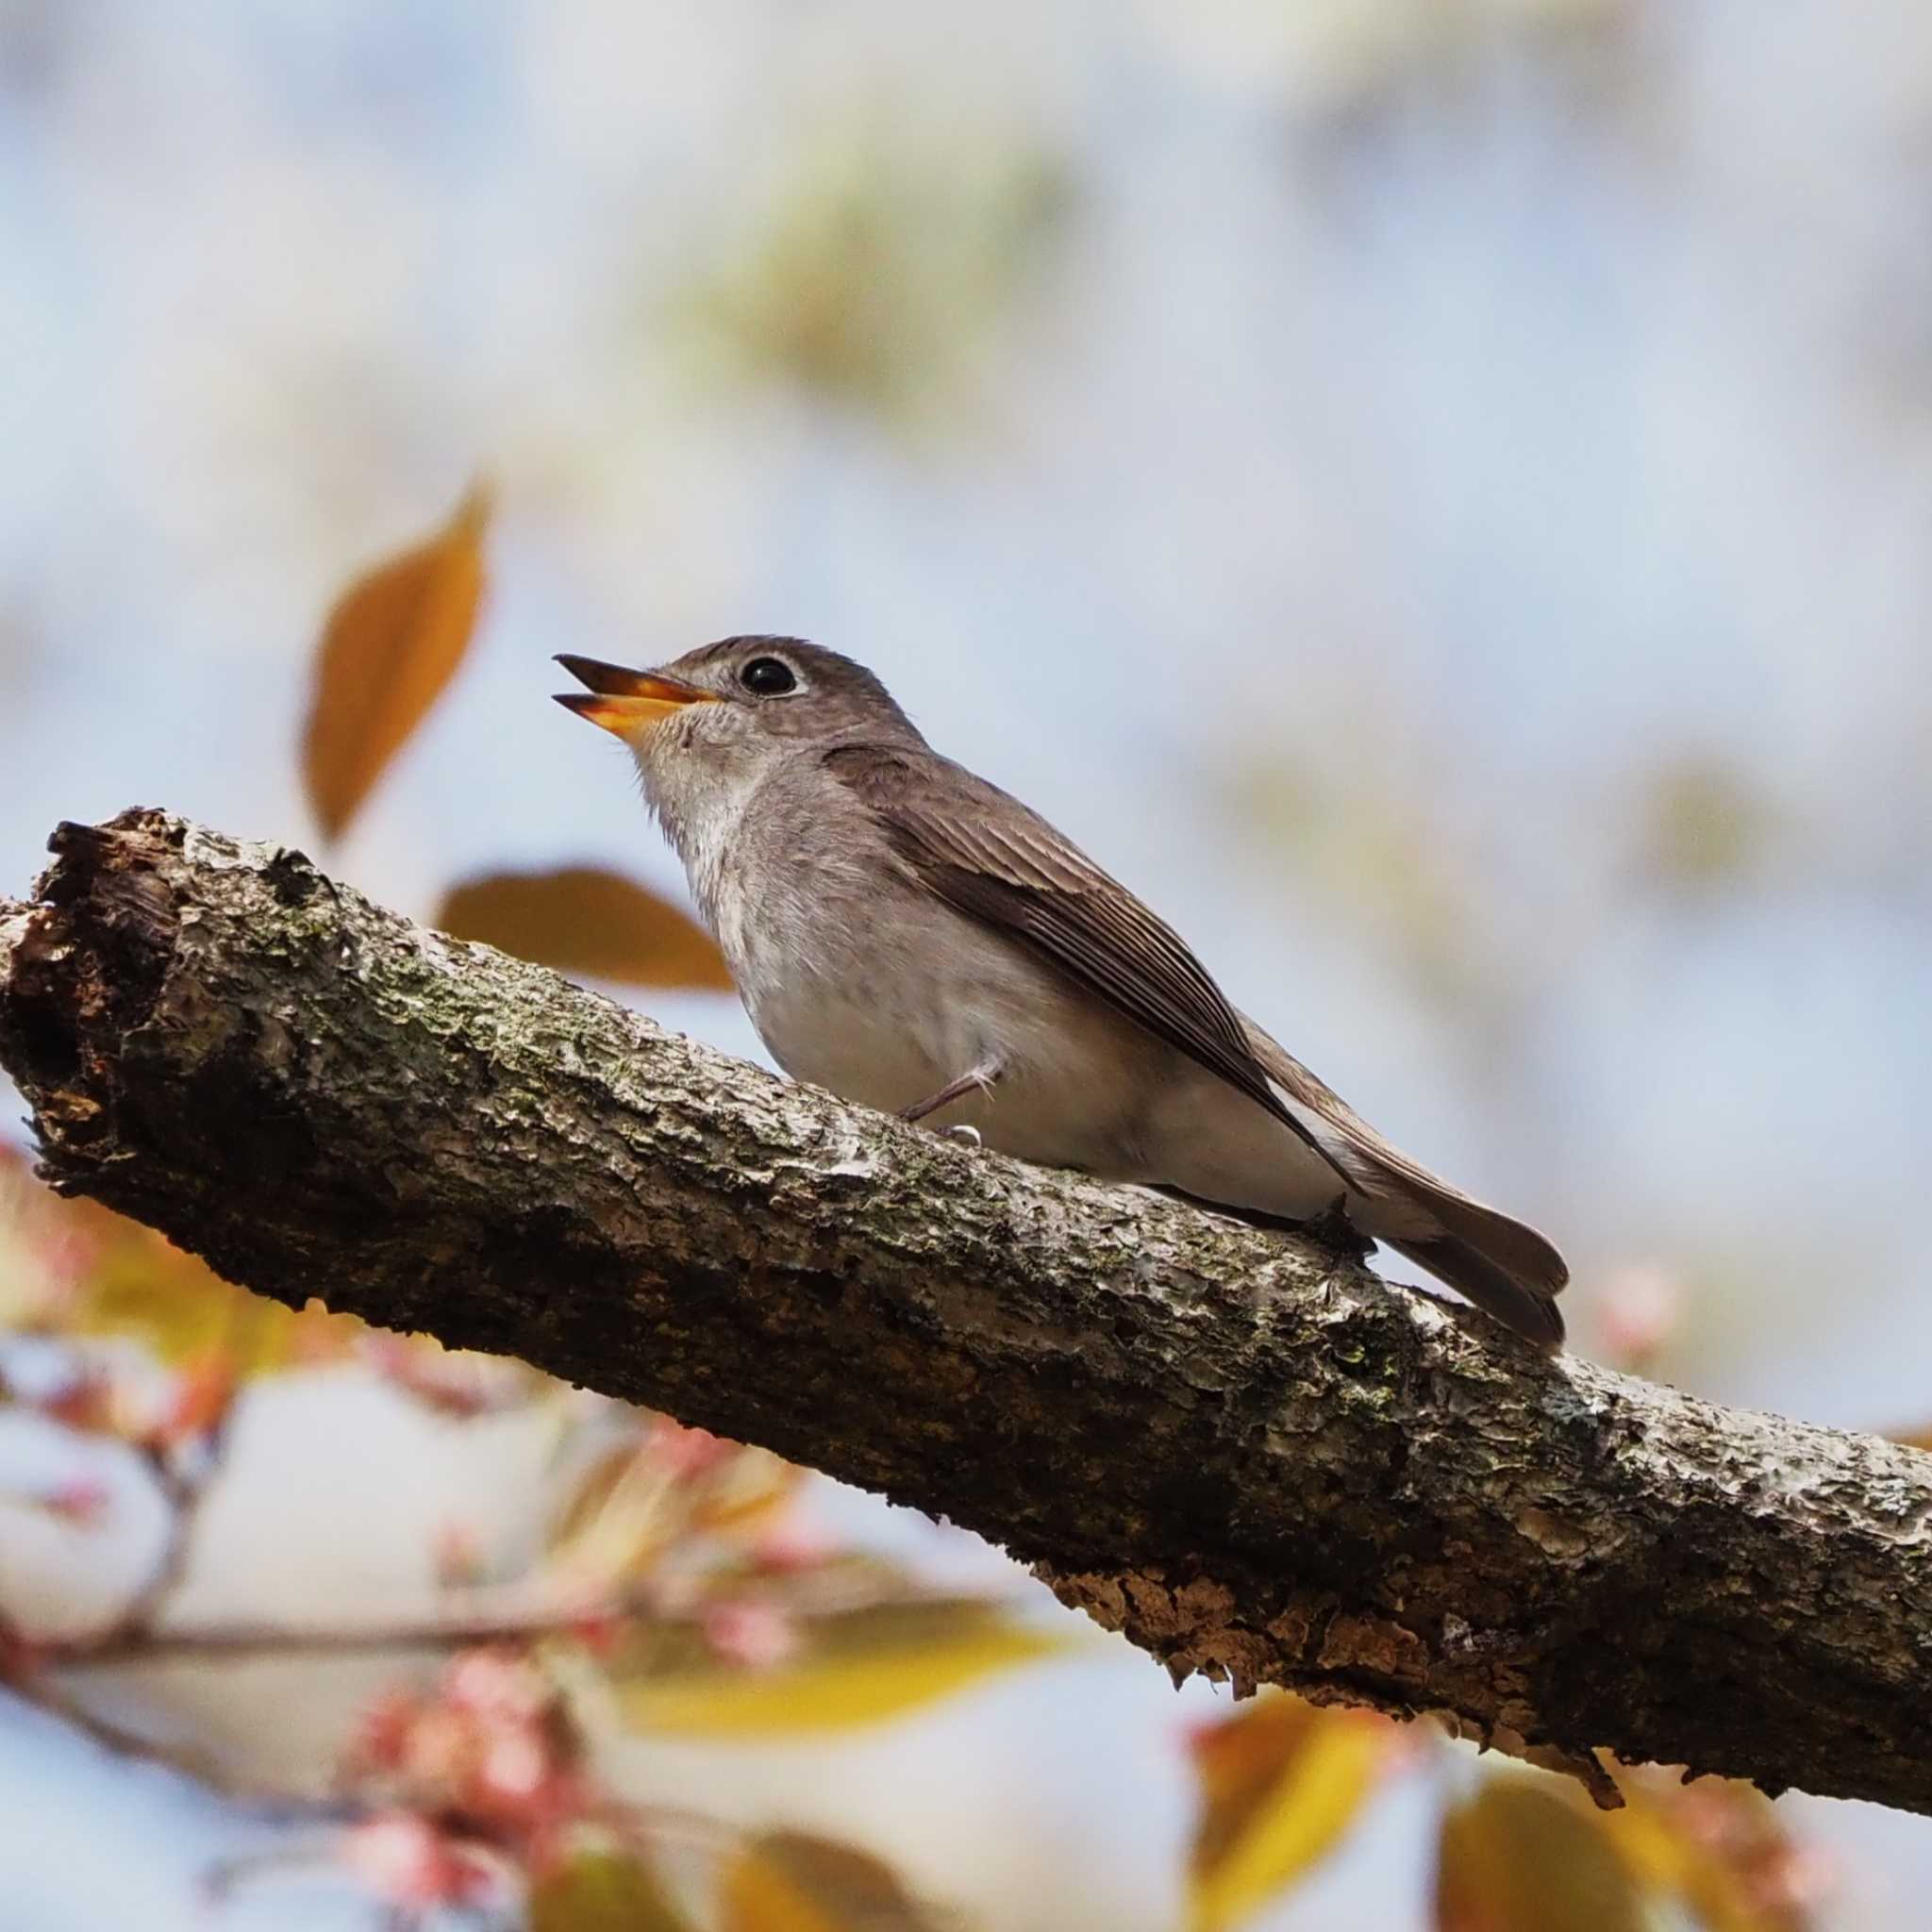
[445,1645,552,1724]
[37,1476,110,1527]
[432,1519,487,1588]
[751,1518,835,1573]
[1594,1264,1684,1369]
[480,1726,550,1803]
[649,1416,738,1480]
[703,1599,801,1671]
[341,1811,498,1909]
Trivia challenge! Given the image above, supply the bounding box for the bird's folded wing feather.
[1240,1019,1569,1297]
[820,742,1567,1336]
[820,742,1338,1165]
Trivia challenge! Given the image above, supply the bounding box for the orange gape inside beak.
[553,655,719,733]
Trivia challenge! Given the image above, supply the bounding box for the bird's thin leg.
[900,1058,1003,1124]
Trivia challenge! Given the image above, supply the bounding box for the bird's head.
[556,636,922,772]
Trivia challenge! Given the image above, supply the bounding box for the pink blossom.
[650,1417,737,1479]
[444,1646,550,1724]
[432,1520,486,1588]
[478,1726,550,1804]
[703,1600,801,1671]
[39,1476,110,1527]
[341,1812,495,1908]
[1595,1264,1684,1368]
[751,1519,834,1573]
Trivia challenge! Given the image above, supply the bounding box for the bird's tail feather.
[1235,1020,1568,1349]
[1387,1234,1565,1350]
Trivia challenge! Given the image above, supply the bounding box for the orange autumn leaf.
[161,1345,240,1442]
[302,481,491,841]
[435,867,730,991]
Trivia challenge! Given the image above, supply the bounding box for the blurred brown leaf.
[1434,1759,1822,1932]
[1187,1694,1391,1932]
[1603,1764,1823,1932]
[719,1830,941,1932]
[1636,755,1776,892]
[530,1846,694,1932]
[436,867,730,991]
[614,1598,1065,1737]
[301,482,491,841]
[1435,1778,1643,1932]
[677,117,1066,423]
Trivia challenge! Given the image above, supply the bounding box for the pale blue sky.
[3,2,1931,1924]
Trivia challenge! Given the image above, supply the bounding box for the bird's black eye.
[739,657,797,696]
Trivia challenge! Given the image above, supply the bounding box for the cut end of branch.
[0,810,192,1188]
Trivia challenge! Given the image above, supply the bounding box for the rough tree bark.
[2,809,1929,1815]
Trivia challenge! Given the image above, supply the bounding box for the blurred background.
[2,0,1930,1925]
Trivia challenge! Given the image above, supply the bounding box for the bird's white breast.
[644,740,1348,1223]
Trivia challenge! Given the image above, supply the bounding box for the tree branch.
[3,809,1930,1814]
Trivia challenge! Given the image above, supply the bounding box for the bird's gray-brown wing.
[822,741,1568,1347]
[819,742,1339,1167]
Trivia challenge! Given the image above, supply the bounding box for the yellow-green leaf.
[719,1831,937,1932]
[77,1224,358,1375]
[435,867,729,991]
[546,1434,798,1592]
[1436,1778,1643,1932]
[302,481,491,841]
[530,1848,693,1932]
[618,1600,1064,1737]
[1187,1695,1390,1932]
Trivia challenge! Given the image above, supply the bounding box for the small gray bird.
[555,637,1568,1347]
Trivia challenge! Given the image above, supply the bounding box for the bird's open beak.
[552,655,720,735]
